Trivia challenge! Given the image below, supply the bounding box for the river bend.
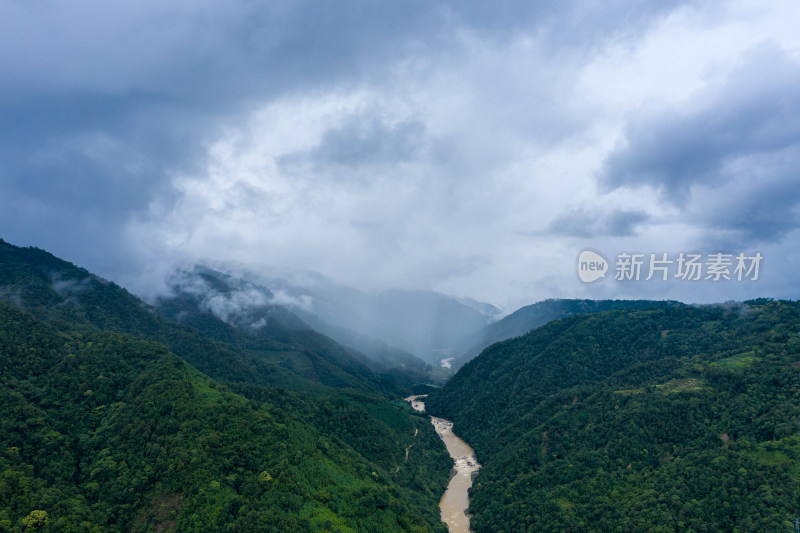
[405,395,480,533]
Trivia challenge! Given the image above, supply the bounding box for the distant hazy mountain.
[158,266,430,375]
[262,277,500,364]
[450,298,681,370]
[321,288,496,364]
[163,265,497,366]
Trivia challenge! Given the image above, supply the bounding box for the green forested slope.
[162,266,436,383]
[427,300,800,531]
[0,239,393,396]
[0,239,450,531]
[450,299,679,370]
[0,302,447,531]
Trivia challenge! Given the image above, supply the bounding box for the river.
[405,395,481,533]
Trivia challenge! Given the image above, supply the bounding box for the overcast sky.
[2,0,799,311]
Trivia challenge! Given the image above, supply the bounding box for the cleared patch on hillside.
[713,351,758,370]
[615,377,706,396]
[655,377,706,393]
[752,435,800,478]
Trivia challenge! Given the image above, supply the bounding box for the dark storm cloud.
[692,147,800,248]
[597,43,800,205]
[5,0,788,308]
[547,208,649,238]
[0,0,452,270]
[0,0,448,188]
[0,0,684,252]
[280,116,426,170]
[595,43,800,251]
[449,0,688,48]
[0,94,194,208]
[723,178,800,244]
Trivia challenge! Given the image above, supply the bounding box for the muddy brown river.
[405,395,481,533]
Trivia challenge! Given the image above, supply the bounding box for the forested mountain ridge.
[0,301,447,531]
[157,266,437,390]
[427,300,800,531]
[0,239,407,395]
[449,299,680,370]
[0,239,451,531]
[162,265,497,367]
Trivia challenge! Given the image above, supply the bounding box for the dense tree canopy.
[427,300,800,532]
[6,238,800,531]
[0,240,450,531]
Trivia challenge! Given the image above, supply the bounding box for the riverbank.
[405,395,481,533]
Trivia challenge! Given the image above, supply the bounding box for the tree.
[23,510,48,531]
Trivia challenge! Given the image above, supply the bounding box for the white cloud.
[5,0,800,311]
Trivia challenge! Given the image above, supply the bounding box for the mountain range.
[426,300,800,531]
[0,239,451,532]
[448,298,681,371]
[4,237,797,531]
[160,265,499,374]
